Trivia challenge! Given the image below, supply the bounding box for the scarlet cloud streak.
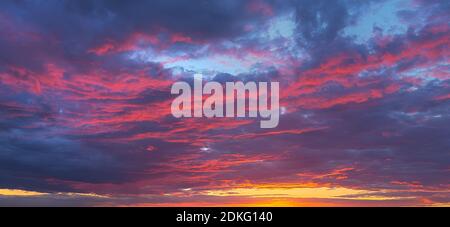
[0,0,449,207]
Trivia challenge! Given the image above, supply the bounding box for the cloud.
[0,0,449,206]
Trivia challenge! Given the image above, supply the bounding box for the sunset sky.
[0,0,449,206]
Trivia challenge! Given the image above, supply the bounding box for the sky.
[0,0,449,206]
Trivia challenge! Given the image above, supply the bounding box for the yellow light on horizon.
[0,188,48,196]
[203,186,412,201]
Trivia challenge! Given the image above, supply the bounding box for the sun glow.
[0,189,48,196]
